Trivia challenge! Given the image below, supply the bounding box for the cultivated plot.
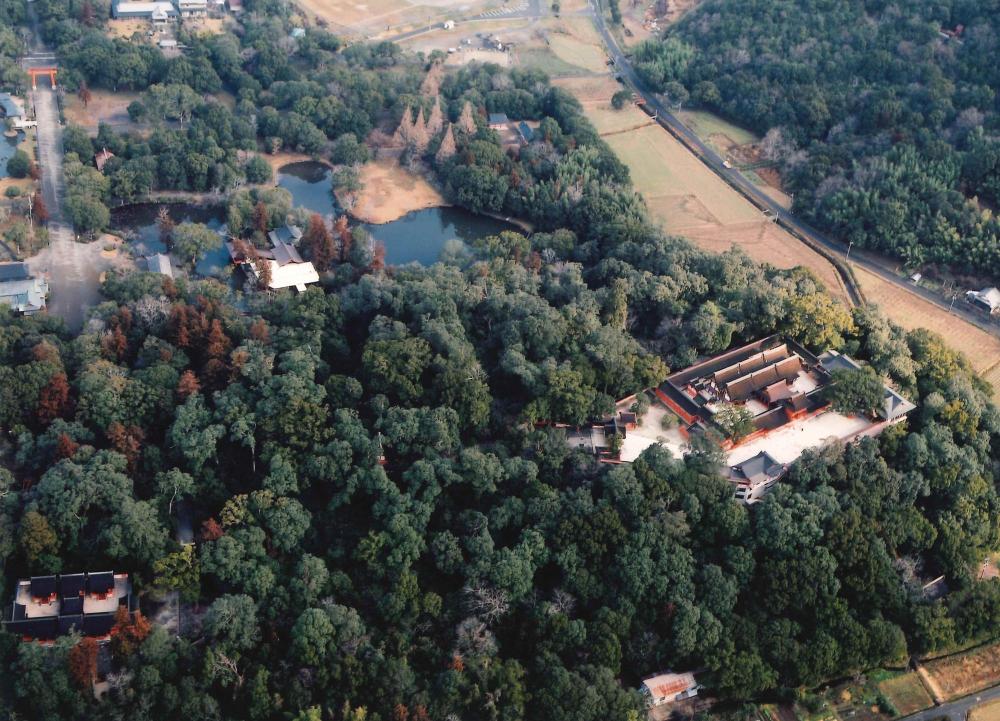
[923,642,1000,701]
[877,673,934,716]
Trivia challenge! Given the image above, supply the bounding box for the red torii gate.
[28,67,57,90]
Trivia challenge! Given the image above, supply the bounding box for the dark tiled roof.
[7,617,58,640]
[59,614,84,635]
[30,576,56,598]
[87,572,114,595]
[0,262,30,282]
[60,573,86,598]
[61,596,84,614]
[82,613,116,637]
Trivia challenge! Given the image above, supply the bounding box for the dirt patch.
[107,19,151,39]
[183,17,231,35]
[546,17,609,73]
[878,673,934,715]
[265,152,323,173]
[855,265,1000,379]
[342,159,446,224]
[924,642,1000,700]
[63,90,142,132]
[446,48,512,67]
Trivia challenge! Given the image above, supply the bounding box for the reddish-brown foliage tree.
[33,192,48,224]
[32,340,59,363]
[79,1,95,26]
[78,82,92,108]
[56,433,79,460]
[161,276,178,299]
[371,241,386,273]
[29,162,40,181]
[106,423,145,472]
[177,370,200,400]
[101,326,127,361]
[334,215,352,262]
[157,206,175,249]
[206,319,231,360]
[450,654,464,672]
[393,704,409,721]
[304,213,335,271]
[68,637,98,689]
[249,319,270,344]
[37,372,71,424]
[254,255,272,289]
[111,608,151,658]
[253,200,269,236]
[411,706,430,721]
[200,517,224,541]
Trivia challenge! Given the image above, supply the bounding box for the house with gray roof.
[0,93,24,119]
[0,263,48,315]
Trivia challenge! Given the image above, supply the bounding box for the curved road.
[587,1,1000,336]
[903,683,1000,721]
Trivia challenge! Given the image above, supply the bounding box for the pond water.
[110,162,520,279]
[277,161,519,266]
[110,203,231,278]
[0,132,24,178]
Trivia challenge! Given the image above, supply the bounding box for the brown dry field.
[106,19,150,39]
[63,90,142,131]
[855,266,1000,377]
[924,643,1000,701]
[342,159,446,224]
[971,700,1000,721]
[296,0,462,34]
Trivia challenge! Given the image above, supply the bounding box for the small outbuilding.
[488,112,509,129]
[144,253,173,278]
[640,671,700,708]
[967,287,1000,314]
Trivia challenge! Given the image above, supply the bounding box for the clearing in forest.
[877,673,934,716]
[62,90,142,132]
[923,642,1000,701]
[342,159,445,224]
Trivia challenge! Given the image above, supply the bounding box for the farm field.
[546,17,608,73]
[971,699,1000,721]
[565,79,852,302]
[855,265,1000,384]
[877,673,934,716]
[295,0,460,34]
[923,642,1000,701]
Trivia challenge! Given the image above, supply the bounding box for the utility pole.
[846,240,853,262]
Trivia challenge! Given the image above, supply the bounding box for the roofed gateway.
[564,335,915,503]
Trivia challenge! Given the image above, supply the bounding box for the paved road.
[902,683,1000,721]
[22,7,111,330]
[587,2,1000,335]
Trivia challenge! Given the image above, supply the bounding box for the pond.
[110,202,231,278]
[109,163,521,280]
[0,132,24,179]
[277,161,519,266]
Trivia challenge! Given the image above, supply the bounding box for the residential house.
[966,287,1000,314]
[144,253,173,278]
[175,0,209,16]
[488,112,509,129]
[225,0,244,13]
[0,92,24,119]
[95,147,115,172]
[112,0,178,22]
[517,120,534,143]
[3,572,134,643]
[227,225,319,292]
[0,262,48,315]
[640,671,700,708]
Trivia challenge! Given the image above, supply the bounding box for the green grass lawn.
[677,109,760,146]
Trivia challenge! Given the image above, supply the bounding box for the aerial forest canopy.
[637,0,1000,277]
[2,2,1000,720]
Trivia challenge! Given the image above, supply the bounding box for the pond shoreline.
[338,159,448,225]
